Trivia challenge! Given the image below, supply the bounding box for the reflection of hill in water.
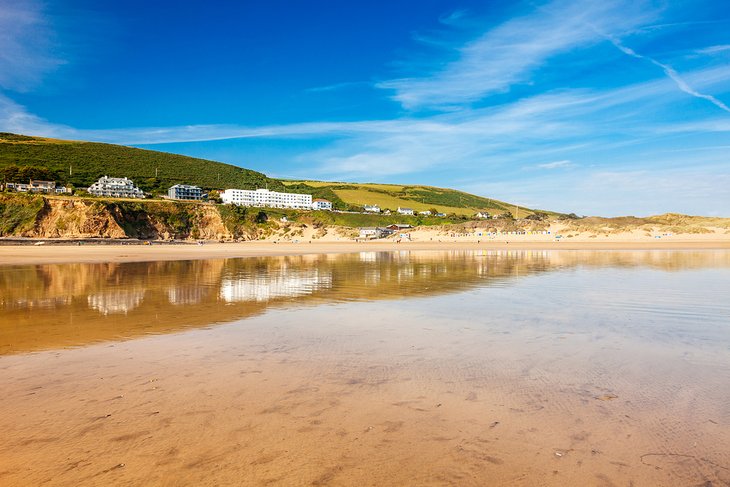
[1,250,727,354]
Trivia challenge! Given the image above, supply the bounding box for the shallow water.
[0,250,728,485]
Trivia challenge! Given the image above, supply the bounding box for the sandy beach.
[0,238,727,266]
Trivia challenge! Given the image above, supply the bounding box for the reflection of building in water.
[397,265,415,281]
[3,296,71,311]
[220,269,332,303]
[88,290,146,315]
[359,252,378,262]
[167,286,208,306]
[364,268,381,285]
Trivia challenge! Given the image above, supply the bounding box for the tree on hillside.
[1,165,62,184]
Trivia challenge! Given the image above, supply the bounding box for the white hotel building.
[221,188,312,209]
[88,176,144,199]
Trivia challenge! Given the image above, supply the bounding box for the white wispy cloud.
[650,118,730,134]
[438,9,468,25]
[696,44,730,55]
[0,0,62,91]
[376,0,658,110]
[537,160,573,169]
[0,94,75,137]
[606,37,730,113]
[463,164,730,216]
[2,65,723,168]
[304,81,368,93]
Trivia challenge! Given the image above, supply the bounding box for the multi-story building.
[168,184,203,200]
[88,176,144,199]
[311,198,333,211]
[220,188,312,209]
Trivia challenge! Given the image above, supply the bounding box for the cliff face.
[106,201,232,240]
[30,198,127,238]
[0,195,241,240]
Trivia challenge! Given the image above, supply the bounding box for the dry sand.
[0,238,729,266]
[3,219,729,266]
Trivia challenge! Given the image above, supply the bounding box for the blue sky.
[1,0,729,216]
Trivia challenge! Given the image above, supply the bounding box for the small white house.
[397,207,414,216]
[418,210,432,216]
[363,205,381,213]
[312,198,333,211]
[475,211,491,219]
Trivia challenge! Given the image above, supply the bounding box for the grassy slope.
[282,180,546,217]
[0,193,45,235]
[0,133,286,194]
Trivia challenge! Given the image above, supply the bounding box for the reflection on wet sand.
[2,250,728,355]
[0,250,728,486]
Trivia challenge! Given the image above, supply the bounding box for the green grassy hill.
[0,133,286,195]
[0,133,554,217]
[282,180,549,218]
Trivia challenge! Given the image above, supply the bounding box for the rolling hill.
[0,133,551,217]
[282,181,547,217]
[0,133,286,195]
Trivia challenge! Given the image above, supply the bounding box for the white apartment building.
[221,188,312,209]
[88,176,144,199]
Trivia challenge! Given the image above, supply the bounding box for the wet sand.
[1,239,730,266]
[1,296,728,486]
[1,252,728,485]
